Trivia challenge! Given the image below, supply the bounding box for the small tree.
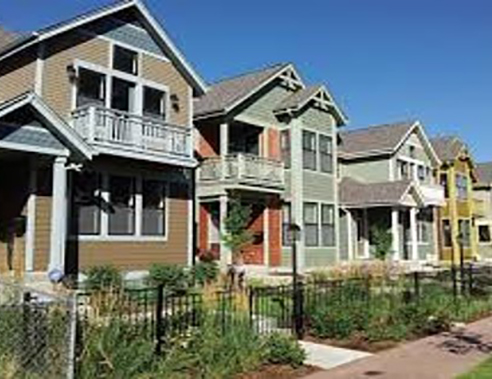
[371,224,393,261]
[222,196,254,265]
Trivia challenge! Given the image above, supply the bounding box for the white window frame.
[73,170,170,242]
[71,58,170,121]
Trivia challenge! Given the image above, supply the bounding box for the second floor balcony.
[70,106,194,166]
[198,154,285,193]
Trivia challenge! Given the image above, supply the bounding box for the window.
[417,209,432,243]
[302,131,317,170]
[440,173,449,198]
[456,174,468,200]
[409,145,416,159]
[282,203,291,247]
[113,45,139,75]
[458,219,471,247]
[111,77,136,112]
[304,203,318,246]
[108,176,135,235]
[76,68,106,107]
[72,171,101,235]
[142,180,166,236]
[398,160,410,179]
[319,135,333,173]
[442,219,452,247]
[321,204,335,246]
[143,86,167,120]
[479,225,491,243]
[417,166,426,182]
[280,130,291,169]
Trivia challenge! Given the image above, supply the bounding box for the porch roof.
[339,178,423,208]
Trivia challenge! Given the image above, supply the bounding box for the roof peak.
[342,120,416,135]
[208,62,290,86]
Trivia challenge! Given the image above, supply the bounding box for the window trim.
[302,130,317,171]
[417,209,431,245]
[319,134,333,174]
[71,170,170,242]
[72,59,170,122]
[280,129,291,170]
[321,203,336,247]
[442,219,452,248]
[282,202,292,247]
[303,202,319,247]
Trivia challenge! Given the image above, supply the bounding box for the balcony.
[198,154,285,193]
[70,106,194,166]
[418,183,445,206]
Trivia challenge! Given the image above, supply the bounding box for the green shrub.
[191,261,219,286]
[264,333,305,368]
[148,264,189,294]
[85,265,122,291]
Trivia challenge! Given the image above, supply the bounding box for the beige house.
[474,162,492,260]
[0,0,206,280]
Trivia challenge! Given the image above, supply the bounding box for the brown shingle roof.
[194,63,290,118]
[273,85,322,113]
[430,136,466,163]
[339,121,416,159]
[0,27,23,51]
[475,162,492,185]
[339,178,413,207]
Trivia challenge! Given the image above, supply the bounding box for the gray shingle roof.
[194,63,290,118]
[339,178,413,207]
[0,123,66,151]
[273,85,321,113]
[0,27,24,52]
[475,162,492,185]
[430,136,466,163]
[339,121,416,159]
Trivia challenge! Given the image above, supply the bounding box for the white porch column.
[391,208,400,261]
[25,161,37,272]
[347,210,354,261]
[363,208,370,258]
[219,194,231,268]
[49,156,68,272]
[263,200,270,267]
[220,123,229,180]
[409,207,419,261]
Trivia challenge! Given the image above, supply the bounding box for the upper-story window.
[319,135,333,173]
[280,130,291,169]
[409,145,416,159]
[440,173,449,198]
[302,131,317,170]
[113,45,139,76]
[398,160,410,180]
[456,173,468,200]
[417,165,426,182]
[76,68,106,107]
[143,86,167,120]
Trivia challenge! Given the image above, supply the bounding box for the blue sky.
[1,0,491,160]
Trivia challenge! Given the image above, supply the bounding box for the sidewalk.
[303,316,492,379]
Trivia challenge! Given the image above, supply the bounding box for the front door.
[0,161,29,276]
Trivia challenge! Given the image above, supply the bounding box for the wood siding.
[0,50,36,104]
[141,54,191,127]
[34,168,52,271]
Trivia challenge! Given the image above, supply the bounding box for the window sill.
[70,235,168,243]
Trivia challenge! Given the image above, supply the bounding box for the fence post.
[67,294,77,379]
[451,260,458,301]
[155,285,164,355]
[294,281,305,340]
[413,271,420,300]
[468,263,474,296]
[248,288,254,331]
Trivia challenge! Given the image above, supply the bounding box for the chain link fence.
[0,280,76,379]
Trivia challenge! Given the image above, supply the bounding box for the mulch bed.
[235,364,320,379]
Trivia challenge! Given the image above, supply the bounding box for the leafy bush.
[85,265,122,291]
[264,333,306,368]
[191,261,219,286]
[148,264,189,294]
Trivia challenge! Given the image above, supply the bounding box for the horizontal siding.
[303,171,335,201]
[300,107,335,134]
[0,50,36,104]
[305,247,337,268]
[78,196,189,270]
[34,175,52,272]
[141,54,191,127]
[43,31,110,119]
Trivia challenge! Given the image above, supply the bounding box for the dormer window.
[113,45,139,75]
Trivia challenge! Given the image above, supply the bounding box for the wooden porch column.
[409,207,419,261]
[219,194,230,268]
[391,208,400,261]
[49,156,68,272]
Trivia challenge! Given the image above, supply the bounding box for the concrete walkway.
[300,341,371,370]
[303,316,492,379]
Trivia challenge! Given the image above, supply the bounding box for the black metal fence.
[76,264,492,353]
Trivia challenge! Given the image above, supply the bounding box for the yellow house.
[431,136,478,262]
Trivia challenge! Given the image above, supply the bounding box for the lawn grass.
[458,356,492,379]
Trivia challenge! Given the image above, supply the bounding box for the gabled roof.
[0,27,23,51]
[339,178,424,208]
[0,0,206,95]
[340,121,415,158]
[475,162,492,186]
[430,136,467,163]
[0,92,93,160]
[273,85,348,125]
[194,63,297,118]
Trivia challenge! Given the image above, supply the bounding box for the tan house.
[473,162,492,260]
[0,0,206,280]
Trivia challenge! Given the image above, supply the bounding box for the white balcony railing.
[71,106,193,159]
[419,183,445,206]
[199,154,285,190]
